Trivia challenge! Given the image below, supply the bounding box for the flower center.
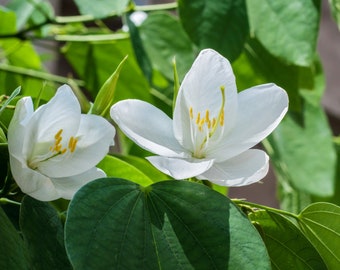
[28,129,78,170]
[189,86,225,158]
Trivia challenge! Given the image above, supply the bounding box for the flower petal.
[38,114,115,178]
[173,49,238,151]
[111,99,188,157]
[26,85,81,150]
[146,156,214,179]
[207,83,288,161]
[52,167,106,200]
[9,155,59,201]
[8,97,34,160]
[197,149,269,186]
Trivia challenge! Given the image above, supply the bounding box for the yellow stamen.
[68,136,78,153]
[189,107,194,119]
[205,110,210,122]
[55,129,63,139]
[196,112,201,125]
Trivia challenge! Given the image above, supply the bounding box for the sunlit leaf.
[249,210,327,269]
[298,202,340,270]
[268,101,336,198]
[246,0,320,66]
[97,155,154,186]
[65,179,270,269]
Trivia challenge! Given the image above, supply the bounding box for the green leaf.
[74,0,129,18]
[0,207,29,270]
[97,155,154,186]
[178,0,248,62]
[126,12,153,83]
[63,39,153,103]
[249,210,327,269]
[65,179,270,269]
[246,0,320,66]
[298,202,340,270]
[20,196,72,270]
[113,154,169,181]
[0,6,16,34]
[139,11,195,80]
[6,0,52,29]
[268,100,336,198]
[329,0,340,30]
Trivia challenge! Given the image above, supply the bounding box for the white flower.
[8,85,115,201]
[110,49,288,186]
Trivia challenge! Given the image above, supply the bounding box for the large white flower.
[110,49,288,186]
[8,85,116,201]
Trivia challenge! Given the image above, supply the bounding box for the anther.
[196,112,201,125]
[189,107,194,119]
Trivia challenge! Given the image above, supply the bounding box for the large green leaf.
[249,210,327,269]
[178,0,248,62]
[65,178,270,269]
[139,11,195,81]
[246,0,320,66]
[74,0,129,18]
[0,207,28,270]
[19,196,72,270]
[298,202,340,270]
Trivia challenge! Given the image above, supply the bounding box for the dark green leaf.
[246,0,320,66]
[139,11,195,80]
[0,207,28,270]
[20,196,72,270]
[65,179,270,269]
[74,0,129,18]
[298,202,340,270]
[250,210,327,269]
[178,0,248,62]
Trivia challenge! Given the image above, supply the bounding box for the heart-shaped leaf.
[65,178,270,269]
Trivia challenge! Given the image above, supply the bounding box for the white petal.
[52,167,106,200]
[9,155,59,201]
[8,97,34,160]
[173,49,238,150]
[146,156,214,179]
[38,115,115,178]
[208,83,288,161]
[197,149,269,186]
[111,99,188,157]
[26,85,81,148]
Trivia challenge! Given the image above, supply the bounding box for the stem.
[0,63,85,86]
[53,33,129,42]
[232,199,299,220]
[54,2,177,24]
[0,198,21,206]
